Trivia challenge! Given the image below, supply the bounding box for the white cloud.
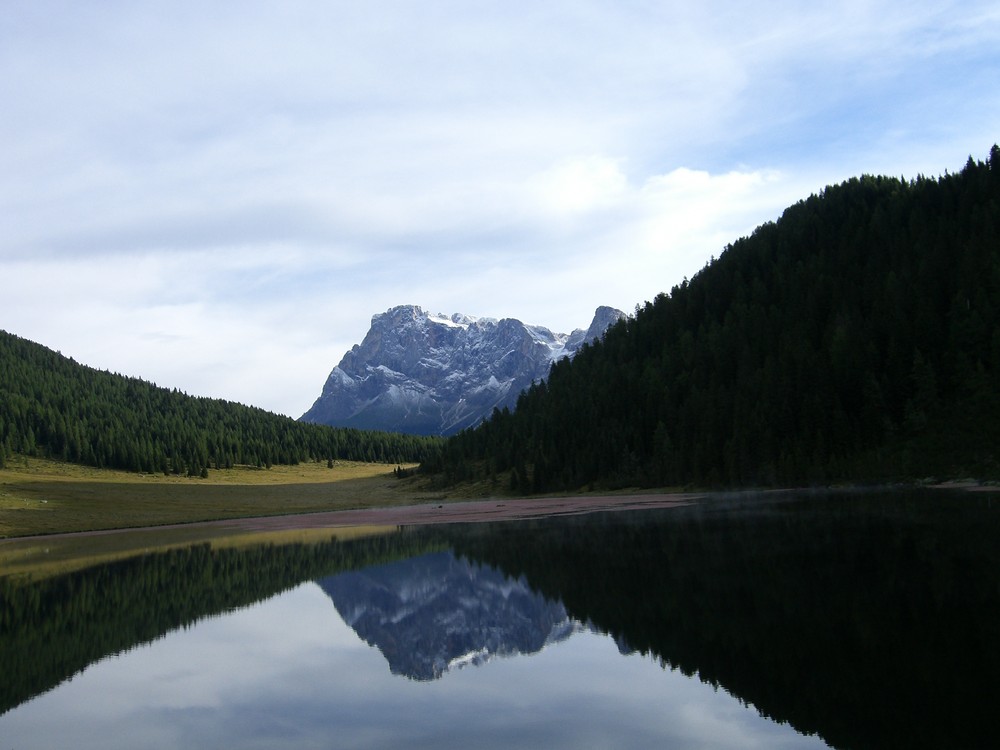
[528,156,629,217]
[1,0,997,416]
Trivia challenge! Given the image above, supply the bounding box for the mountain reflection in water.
[318,551,585,680]
[2,487,999,750]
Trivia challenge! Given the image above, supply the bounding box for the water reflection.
[0,528,424,715]
[319,551,582,680]
[439,489,1000,750]
[2,487,1000,749]
[2,582,825,750]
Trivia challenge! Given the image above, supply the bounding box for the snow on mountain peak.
[301,304,626,435]
[427,311,481,329]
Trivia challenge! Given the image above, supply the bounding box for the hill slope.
[427,147,1000,490]
[0,332,441,476]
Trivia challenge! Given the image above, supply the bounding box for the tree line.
[0,332,443,475]
[425,146,1000,490]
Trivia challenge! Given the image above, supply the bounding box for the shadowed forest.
[426,147,1000,490]
[0,332,442,477]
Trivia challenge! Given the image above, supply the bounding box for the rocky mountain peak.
[300,304,625,435]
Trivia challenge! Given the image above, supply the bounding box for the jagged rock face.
[300,304,625,435]
[317,551,581,681]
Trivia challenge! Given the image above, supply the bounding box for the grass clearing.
[0,456,443,539]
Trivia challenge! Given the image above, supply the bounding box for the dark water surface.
[2,488,999,749]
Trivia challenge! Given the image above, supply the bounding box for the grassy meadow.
[0,456,444,539]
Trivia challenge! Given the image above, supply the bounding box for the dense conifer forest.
[0,332,441,475]
[426,146,1000,490]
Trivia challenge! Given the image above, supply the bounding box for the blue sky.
[2,1,998,417]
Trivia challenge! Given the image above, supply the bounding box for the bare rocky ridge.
[300,304,625,435]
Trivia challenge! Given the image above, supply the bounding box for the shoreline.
[209,492,704,531]
[1,492,701,545]
[4,477,995,546]
[4,485,996,579]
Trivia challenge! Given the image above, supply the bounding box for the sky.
[2,1,998,418]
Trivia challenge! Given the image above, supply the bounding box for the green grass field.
[0,456,445,538]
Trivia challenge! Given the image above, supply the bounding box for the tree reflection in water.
[3,487,999,749]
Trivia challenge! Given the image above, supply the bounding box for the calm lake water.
[2,487,999,749]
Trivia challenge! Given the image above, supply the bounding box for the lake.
[2,487,999,749]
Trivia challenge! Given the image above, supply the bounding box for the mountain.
[0,329,442,475]
[426,146,1000,490]
[300,305,625,436]
[317,550,581,681]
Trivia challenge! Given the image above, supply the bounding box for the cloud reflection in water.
[2,567,824,749]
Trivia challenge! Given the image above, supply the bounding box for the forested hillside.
[0,332,441,476]
[426,147,1000,490]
